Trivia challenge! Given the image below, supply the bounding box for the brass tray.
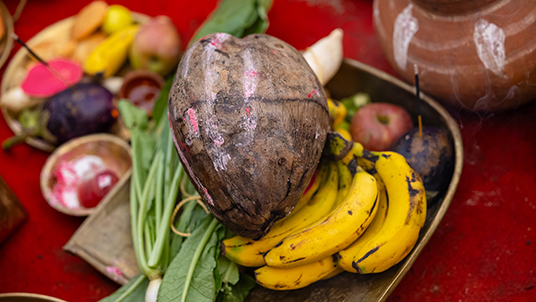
[0,12,149,152]
[64,58,463,301]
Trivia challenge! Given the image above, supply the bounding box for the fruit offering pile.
[222,99,428,290]
[0,1,182,150]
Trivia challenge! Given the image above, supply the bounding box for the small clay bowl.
[118,70,165,115]
[40,134,132,216]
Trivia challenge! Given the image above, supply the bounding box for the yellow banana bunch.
[254,256,339,290]
[327,98,347,129]
[224,130,427,291]
[337,151,427,274]
[222,160,339,267]
[263,165,378,268]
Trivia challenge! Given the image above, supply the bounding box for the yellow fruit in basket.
[84,25,140,77]
[72,32,107,65]
[102,5,133,35]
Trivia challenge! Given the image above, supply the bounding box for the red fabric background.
[0,0,535,301]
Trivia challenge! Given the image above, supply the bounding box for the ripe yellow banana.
[338,151,426,274]
[327,98,347,129]
[321,267,345,280]
[335,127,352,141]
[254,255,339,290]
[263,166,378,268]
[356,157,390,235]
[222,160,339,267]
[333,159,352,208]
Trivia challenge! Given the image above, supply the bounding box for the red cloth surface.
[0,0,534,301]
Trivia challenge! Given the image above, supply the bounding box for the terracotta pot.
[373,0,536,111]
[118,70,165,115]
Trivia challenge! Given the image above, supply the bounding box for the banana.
[263,166,378,268]
[333,159,352,208]
[222,160,339,267]
[321,267,345,280]
[254,255,339,290]
[291,164,324,215]
[338,151,427,274]
[357,156,390,235]
[327,98,347,129]
[335,127,352,141]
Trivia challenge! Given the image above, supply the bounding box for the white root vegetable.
[145,278,162,302]
[102,76,124,95]
[302,28,344,86]
[1,87,45,114]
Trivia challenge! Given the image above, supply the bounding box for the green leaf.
[170,199,199,258]
[243,0,271,36]
[118,100,149,131]
[152,77,175,127]
[213,224,228,293]
[158,217,222,302]
[218,256,240,285]
[188,204,211,233]
[99,274,148,302]
[189,0,273,46]
[216,273,256,302]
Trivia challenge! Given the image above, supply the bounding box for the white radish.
[1,86,45,114]
[302,28,344,86]
[145,277,162,302]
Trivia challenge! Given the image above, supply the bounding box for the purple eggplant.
[2,82,116,150]
[43,82,116,145]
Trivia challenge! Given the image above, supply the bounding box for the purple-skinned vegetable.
[2,82,116,150]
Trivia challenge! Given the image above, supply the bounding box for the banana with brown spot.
[338,151,426,274]
[263,166,378,268]
[254,255,340,290]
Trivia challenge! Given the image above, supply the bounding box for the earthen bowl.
[40,134,132,216]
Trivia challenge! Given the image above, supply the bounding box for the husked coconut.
[168,33,329,239]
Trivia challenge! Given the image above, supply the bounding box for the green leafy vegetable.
[118,100,149,131]
[189,0,273,46]
[158,217,224,302]
[217,273,256,302]
[151,77,175,127]
[217,256,239,286]
[99,275,148,302]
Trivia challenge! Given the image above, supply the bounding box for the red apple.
[350,102,413,151]
[129,16,182,76]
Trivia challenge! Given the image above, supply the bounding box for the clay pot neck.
[411,0,502,15]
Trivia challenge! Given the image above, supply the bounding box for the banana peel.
[83,24,140,77]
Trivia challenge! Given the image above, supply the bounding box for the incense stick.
[11,32,73,88]
[414,64,423,138]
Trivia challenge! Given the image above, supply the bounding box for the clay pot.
[118,70,165,115]
[373,0,536,111]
